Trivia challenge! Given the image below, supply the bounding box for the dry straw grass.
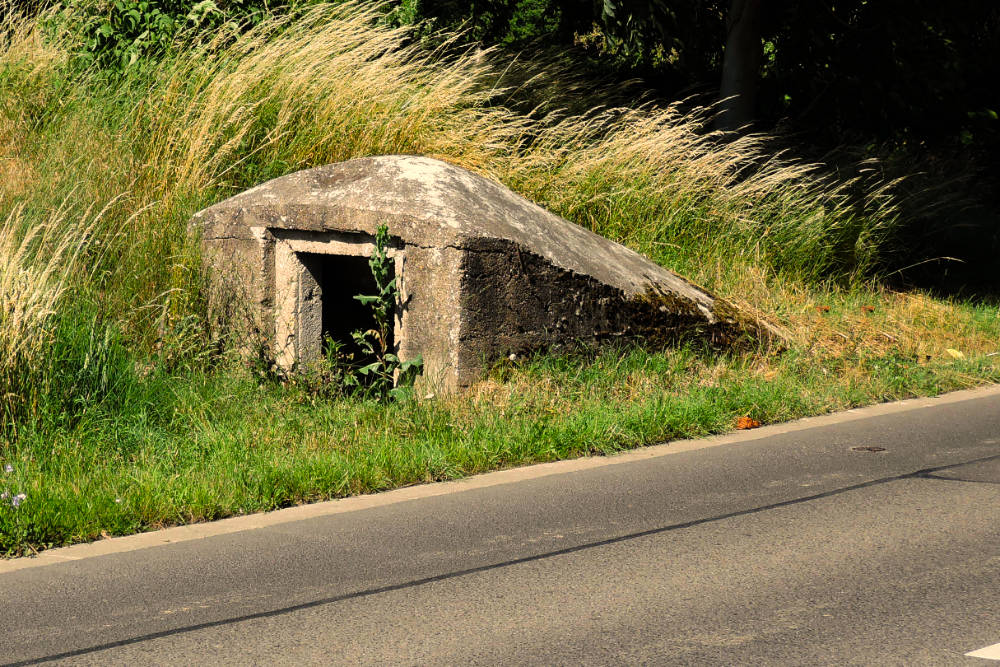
[131,4,523,200]
[63,2,900,288]
[6,4,899,265]
[0,203,93,418]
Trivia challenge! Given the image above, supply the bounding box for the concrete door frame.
[270,228,404,369]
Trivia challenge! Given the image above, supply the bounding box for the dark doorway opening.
[299,252,393,367]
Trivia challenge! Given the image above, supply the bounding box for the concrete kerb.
[2,383,998,574]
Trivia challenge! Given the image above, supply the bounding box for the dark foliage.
[394,0,1000,290]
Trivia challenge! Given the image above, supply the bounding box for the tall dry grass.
[20,2,898,280]
[0,1,953,428]
[11,4,900,250]
[0,203,94,426]
[130,6,520,197]
[134,4,899,287]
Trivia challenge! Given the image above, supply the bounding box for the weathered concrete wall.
[394,244,465,392]
[199,225,276,348]
[192,155,768,392]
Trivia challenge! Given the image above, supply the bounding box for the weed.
[349,225,423,402]
[291,224,423,403]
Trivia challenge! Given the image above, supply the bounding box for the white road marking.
[967,642,1000,660]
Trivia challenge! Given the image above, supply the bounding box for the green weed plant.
[349,225,423,402]
[300,224,423,403]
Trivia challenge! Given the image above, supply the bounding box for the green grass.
[1,3,998,555]
[4,337,999,555]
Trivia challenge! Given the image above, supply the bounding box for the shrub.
[50,0,274,71]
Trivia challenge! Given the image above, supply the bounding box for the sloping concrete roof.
[195,155,718,320]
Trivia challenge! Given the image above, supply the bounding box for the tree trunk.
[716,0,763,132]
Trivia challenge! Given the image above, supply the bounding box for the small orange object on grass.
[736,416,761,430]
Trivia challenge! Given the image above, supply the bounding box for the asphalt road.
[4,387,1000,665]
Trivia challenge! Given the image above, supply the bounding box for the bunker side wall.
[456,238,719,387]
[456,239,622,387]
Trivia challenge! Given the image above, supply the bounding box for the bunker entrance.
[298,252,392,367]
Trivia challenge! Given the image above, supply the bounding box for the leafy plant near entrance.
[348,224,423,402]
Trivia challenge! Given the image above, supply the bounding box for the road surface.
[3,386,1000,665]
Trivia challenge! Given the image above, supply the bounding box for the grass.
[4,340,997,553]
[1,3,998,555]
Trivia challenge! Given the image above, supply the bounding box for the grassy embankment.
[1,4,997,555]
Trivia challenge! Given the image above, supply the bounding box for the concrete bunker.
[192,155,769,392]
